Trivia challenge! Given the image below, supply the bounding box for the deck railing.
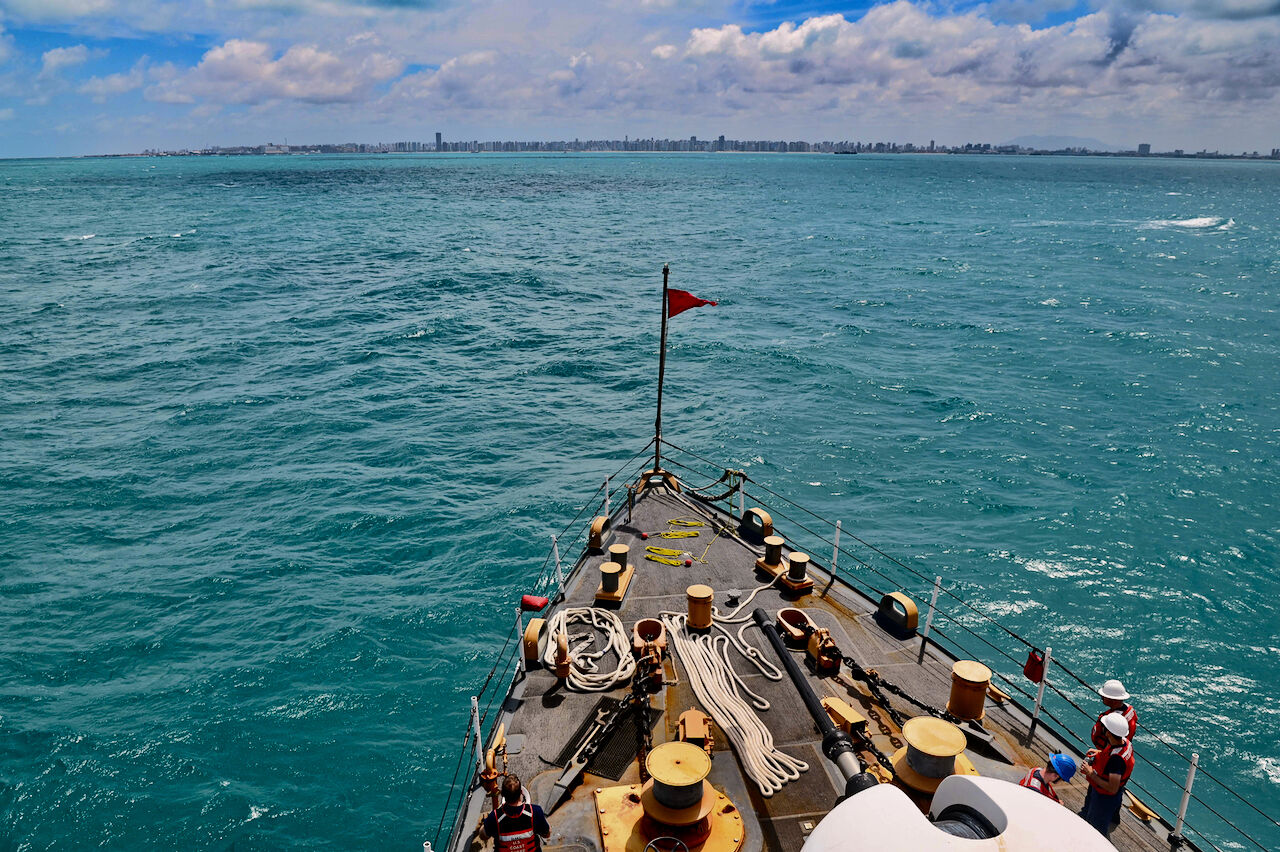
[428,440,1280,852]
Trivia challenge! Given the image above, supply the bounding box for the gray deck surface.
[448,486,1179,852]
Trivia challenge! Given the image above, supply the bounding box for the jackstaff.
[653,263,717,474]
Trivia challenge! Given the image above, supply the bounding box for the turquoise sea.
[1,153,1277,850]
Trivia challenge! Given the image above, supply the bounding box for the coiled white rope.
[660,577,808,797]
[540,606,637,692]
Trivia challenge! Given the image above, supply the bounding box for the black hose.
[752,608,877,801]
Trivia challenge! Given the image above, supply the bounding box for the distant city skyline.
[1,0,1278,159]
[118,135,1280,161]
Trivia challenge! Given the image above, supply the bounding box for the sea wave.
[1140,216,1225,229]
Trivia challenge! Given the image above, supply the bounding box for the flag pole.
[654,263,670,474]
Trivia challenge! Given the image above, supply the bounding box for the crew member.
[1090,679,1137,749]
[478,775,551,852]
[1018,753,1076,803]
[1079,712,1135,836]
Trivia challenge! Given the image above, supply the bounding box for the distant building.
[1138,143,1151,155]
[435,132,442,151]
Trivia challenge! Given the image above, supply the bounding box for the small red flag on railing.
[667,289,717,318]
[1023,648,1046,683]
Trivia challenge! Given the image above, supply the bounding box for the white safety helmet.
[1102,712,1130,738]
[1099,679,1130,701]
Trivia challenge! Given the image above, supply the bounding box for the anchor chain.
[841,655,964,728]
[863,703,905,750]
[850,723,897,773]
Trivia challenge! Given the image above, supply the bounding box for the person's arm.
[1084,755,1127,795]
[533,806,551,839]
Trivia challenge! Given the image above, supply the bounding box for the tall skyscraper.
[436,132,443,152]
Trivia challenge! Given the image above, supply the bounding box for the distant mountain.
[1004,135,1122,152]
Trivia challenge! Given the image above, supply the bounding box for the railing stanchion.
[470,696,483,775]
[1028,646,1052,740]
[1169,752,1199,849]
[917,575,941,664]
[514,607,525,675]
[822,521,841,596]
[604,477,611,517]
[737,474,745,518]
[552,534,563,590]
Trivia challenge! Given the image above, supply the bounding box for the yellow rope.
[646,545,684,556]
[644,554,685,566]
[695,527,725,563]
[659,530,699,539]
[667,519,705,527]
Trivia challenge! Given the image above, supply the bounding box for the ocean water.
[1,153,1276,850]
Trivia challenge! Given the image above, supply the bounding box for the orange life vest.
[1018,767,1060,802]
[1088,739,1134,795]
[1090,704,1137,749]
[492,803,538,852]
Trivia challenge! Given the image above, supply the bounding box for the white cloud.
[664,2,1280,113]
[1,0,113,21]
[79,57,147,101]
[0,107,14,119]
[1100,0,1280,19]
[145,38,404,105]
[41,44,96,76]
[4,0,1279,153]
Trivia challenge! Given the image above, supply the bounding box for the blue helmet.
[1050,753,1077,783]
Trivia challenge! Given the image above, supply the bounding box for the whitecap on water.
[1256,757,1280,785]
[1139,216,1224,229]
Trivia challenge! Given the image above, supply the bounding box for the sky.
[0,0,1277,158]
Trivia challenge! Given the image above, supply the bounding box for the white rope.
[540,606,636,692]
[660,578,808,797]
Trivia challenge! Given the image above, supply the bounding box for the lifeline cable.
[660,442,1273,849]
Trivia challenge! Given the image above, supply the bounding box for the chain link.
[841,655,963,726]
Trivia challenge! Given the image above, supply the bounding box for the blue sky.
[1,0,1278,157]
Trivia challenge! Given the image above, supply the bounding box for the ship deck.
[447,486,1179,852]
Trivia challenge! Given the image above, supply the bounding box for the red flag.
[667,289,717,318]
